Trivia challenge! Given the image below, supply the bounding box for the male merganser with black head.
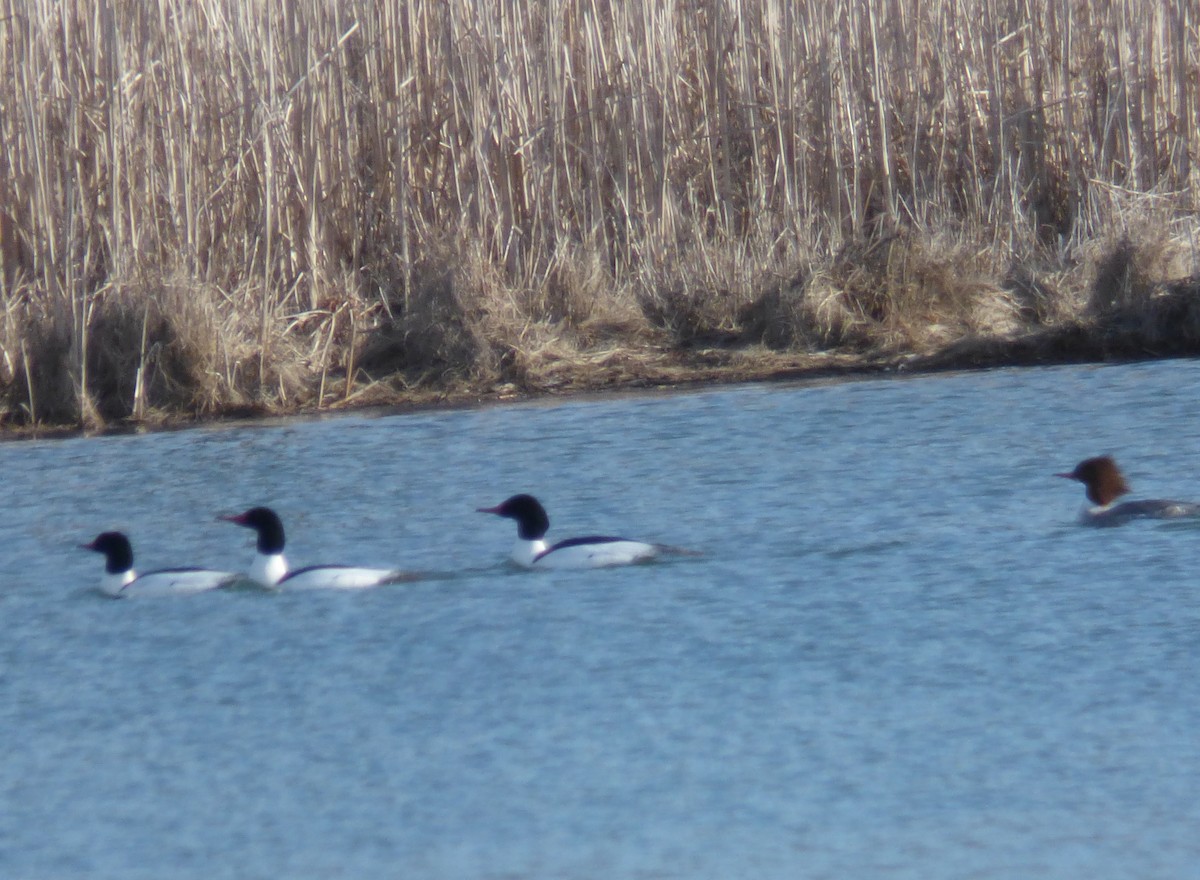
[1055,456,1200,525]
[221,506,415,589]
[81,531,240,598]
[476,494,662,568]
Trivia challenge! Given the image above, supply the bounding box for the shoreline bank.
[6,328,1196,442]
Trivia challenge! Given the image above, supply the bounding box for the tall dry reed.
[1,0,1197,427]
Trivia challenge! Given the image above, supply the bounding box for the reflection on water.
[3,360,1200,879]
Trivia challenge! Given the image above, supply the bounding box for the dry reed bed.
[0,0,1197,429]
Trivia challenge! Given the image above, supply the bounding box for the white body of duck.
[222,507,414,589]
[477,494,661,569]
[81,532,239,598]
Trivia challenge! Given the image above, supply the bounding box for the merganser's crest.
[85,531,135,575]
[477,494,550,540]
[221,507,286,554]
[1055,456,1130,507]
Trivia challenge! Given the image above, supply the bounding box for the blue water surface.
[3,360,1200,879]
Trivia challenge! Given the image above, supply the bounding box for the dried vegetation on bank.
[1,0,1198,431]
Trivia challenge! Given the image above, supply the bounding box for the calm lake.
[3,360,1200,879]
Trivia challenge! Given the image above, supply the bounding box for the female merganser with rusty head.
[1055,456,1200,525]
[221,506,416,589]
[81,531,240,597]
[476,493,663,568]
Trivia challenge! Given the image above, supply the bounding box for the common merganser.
[81,531,240,598]
[221,506,415,589]
[476,494,662,568]
[1055,456,1200,525]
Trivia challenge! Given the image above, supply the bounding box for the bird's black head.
[220,506,286,554]
[477,494,550,540]
[81,531,135,574]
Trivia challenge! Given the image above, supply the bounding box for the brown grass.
[1,0,1198,431]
